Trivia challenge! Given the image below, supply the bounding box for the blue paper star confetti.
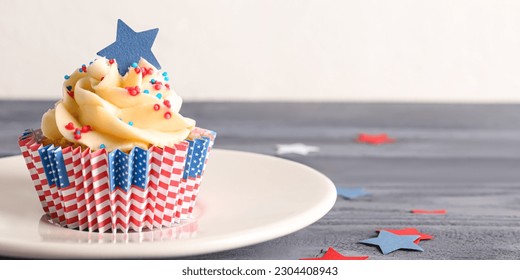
[97,19,161,75]
[336,187,369,199]
[359,230,424,255]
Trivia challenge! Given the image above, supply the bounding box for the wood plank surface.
[1,101,519,259]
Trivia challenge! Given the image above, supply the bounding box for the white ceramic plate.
[0,149,336,259]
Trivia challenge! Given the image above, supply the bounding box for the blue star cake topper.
[97,19,161,75]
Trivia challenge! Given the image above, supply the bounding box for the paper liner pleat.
[18,128,215,232]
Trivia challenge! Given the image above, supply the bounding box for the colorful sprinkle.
[156,93,162,99]
[163,100,171,108]
[154,83,162,90]
[67,91,74,99]
[128,121,134,126]
[150,79,156,84]
[164,112,172,119]
[125,86,140,96]
[64,75,70,80]
[79,69,83,73]
[81,64,87,73]
[153,104,160,111]
[131,62,138,68]
[65,122,74,130]
[81,125,92,133]
[100,144,106,149]
[142,67,153,77]
[143,89,150,94]
[66,86,73,91]
[162,72,168,77]
[165,84,170,89]
[164,77,170,81]
[74,134,81,140]
[108,59,115,64]
[74,128,81,135]
[134,67,141,74]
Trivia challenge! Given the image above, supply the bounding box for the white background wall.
[1,0,519,102]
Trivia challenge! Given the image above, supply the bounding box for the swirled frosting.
[41,58,195,152]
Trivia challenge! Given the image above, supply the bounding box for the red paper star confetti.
[356,133,395,145]
[300,247,368,260]
[411,209,447,215]
[376,228,433,244]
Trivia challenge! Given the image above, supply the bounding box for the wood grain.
[1,101,519,259]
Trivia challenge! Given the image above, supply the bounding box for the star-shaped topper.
[97,19,161,75]
[359,230,424,255]
[276,143,320,156]
[300,247,368,260]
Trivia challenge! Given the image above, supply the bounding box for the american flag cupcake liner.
[18,128,216,233]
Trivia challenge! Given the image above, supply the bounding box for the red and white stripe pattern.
[18,137,49,214]
[81,148,98,231]
[90,149,111,233]
[188,134,216,217]
[165,142,189,226]
[18,128,215,232]
[59,146,79,228]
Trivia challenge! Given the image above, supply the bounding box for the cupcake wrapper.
[18,128,216,233]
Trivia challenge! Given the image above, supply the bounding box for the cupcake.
[18,20,216,233]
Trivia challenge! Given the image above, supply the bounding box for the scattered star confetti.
[359,230,424,255]
[376,228,433,244]
[336,187,369,199]
[411,209,447,215]
[356,133,395,145]
[300,247,368,260]
[97,19,161,75]
[275,143,319,156]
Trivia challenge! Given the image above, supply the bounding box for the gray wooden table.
[1,100,520,259]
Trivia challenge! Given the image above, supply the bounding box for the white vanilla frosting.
[41,58,195,152]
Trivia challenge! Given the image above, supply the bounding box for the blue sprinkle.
[64,75,70,80]
[156,93,162,99]
[89,61,93,65]
[79,69,83,73]
[143,89,150,94]
[66,86,72,91]
[128,121,134,126]
[164,77,170,81]
[131,62,138,68]
[150,79,156,84]
[162,72,168,77]
[100,144,106,149]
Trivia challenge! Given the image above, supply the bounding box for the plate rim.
[0,149,337,259]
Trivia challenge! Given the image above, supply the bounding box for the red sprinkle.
[125,86,140,96]
[65,122,74,130]
[74,134,81,140]
[163,100,171,108]
[165,83,170,89]
[164,112,172,119]
[142,67,153,77]
[153,104,160,111]
[67,91,74,99]
[108,59,115,64]
[134,67,141,74]
[81,125,92,133]
[81,65,87,73]
[100,77,104,81]
[154,84,162,90]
